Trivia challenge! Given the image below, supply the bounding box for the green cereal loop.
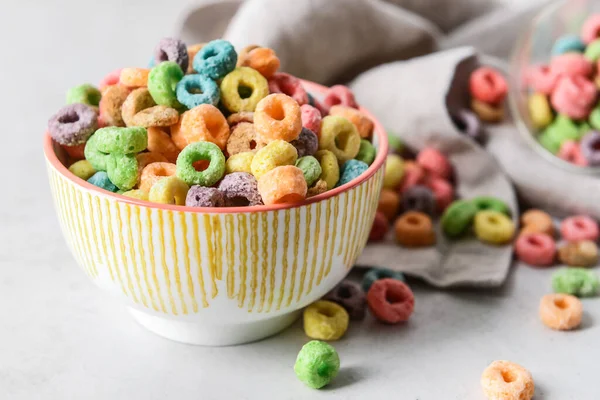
[148,61,185,110]
[176,141,226,186]
[471,196,510,215]
[294,340,340,389]
[584,38,600,61]
[590,106,600,130]
[68,160,96,180]
[538,130,562,154]
[66,83,102,106]
[106,153,139,190]
[579,121,592,138]
[94,127,148,154]
[552,114,581,140]
[319,116,361,164]
[84,132,110,171]
[295,156,322,187]
[441,200,478,237]
[355,139,376,165]
[552,268,600,297]
[314,150,340,190]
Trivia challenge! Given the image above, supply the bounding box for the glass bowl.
[508,0,600,175]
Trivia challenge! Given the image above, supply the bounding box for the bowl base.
[128,308,301,346]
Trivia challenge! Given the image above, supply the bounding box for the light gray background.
[1,0,599,399]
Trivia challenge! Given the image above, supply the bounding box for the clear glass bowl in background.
[508,0,600,175]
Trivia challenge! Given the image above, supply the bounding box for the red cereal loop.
[526,65,560,95]
[367,278,415,324]
[515,233,556,267]
[581,14,600,44]
[560,215,599,242]
[424,177,454,212]
[99,68,122,91]
[550,53,593,78]
[397,161,425,193]
[469,67,508,105]
[300,104,322,136]
[323,85,358,110]
[416,148,452,180]
[369,211,390,241]
[551,75,596,119]
[62,143,86,161]
[268,72,308,105]
[558,140,588,166]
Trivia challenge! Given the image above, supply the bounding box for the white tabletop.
[1,1,599,399]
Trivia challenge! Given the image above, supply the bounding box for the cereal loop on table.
[251,140,298,179]
[121,88,156,126]
[323,85,358,110]
[192,39,237,80]
[394,211,435,247]
[319,116,361,164]
[294,341,340,390]
[520,209,554,237]
[225,151,255,174]
[558,240,598,267]
[314,150,340,190]
[99,84,131,127]
[369,211,389,241]
[367,278,414,324]
[441,200,478,237]
[515,233,556,267]
[139,162,177,193]
[417,147,452,179]
[378,189,400,221]
[474,210,515,244]
[120,68,150,88]
[425,177,454,212]
[238,46,280,79]
[176,141,226,187]
[254,93,302,142]
[303,300,349,341]
[176,74,220,109]
[471,196,511,215]
[323,280,366,320]
[257,165,307,205]
[148,176,189,205]
[469,67,508,105]
[268,72,308,105]
[402,185,435,216]
[362,267,405,292]
[398,161,425,193]
[172,104,230,150]
[329,105,373,139]
[552,267,600,297]
[480,360,534,400]
[539,293,583,331]
[220,67,269,114]
[560,215,599,242]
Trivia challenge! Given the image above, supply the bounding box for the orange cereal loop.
[136,152,169,183]
[237,44,261,66]
[239,47,280,79]
[520,209,554,237]
[394,211,435,247]
[328,105,374,139]
[139,162,177,193]
[539,293,582,330]
[147,127,180,163]
[186,43,205,74]
[99,84,130,127]
[120,68,150,88]
[171,104,230,150]
[257,165,307,205]
[226,122,265,156]
[254,93,302,142]
[62,143,86,161]
[481,360,534,400]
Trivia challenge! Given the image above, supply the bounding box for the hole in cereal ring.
[266,101,285,121]
[317,363,332,378]
[128,145,134,152]
[554,298,567,309]
[190,87,204,95]
[203,48,217,59]
[319,307,335,318]
[249,140,257,150]
[193,160,210,171]
[238,85,253,99]
[338,286,352,299]
[228,196,250,207]
[487,215,499,224]
[58,111,80,124]
[385,289,403,304]
[575,219,585,229]
[484,72,495,87]
[501,369,517,383]
[527,236,541,247]
[158,50,168,62]
[276,193,304,203]
[406,216,420,225]
[335,131,352,149]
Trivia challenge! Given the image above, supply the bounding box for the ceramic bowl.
[44,81,388,346]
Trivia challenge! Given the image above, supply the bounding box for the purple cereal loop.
[451,109,482,141]
[290,127,318,157]
[580,130,600,166]
[154,38,189,74]
[323,280,366,320]
[217,172,263,206]
[47,103,98,146]
[185,186,225,207]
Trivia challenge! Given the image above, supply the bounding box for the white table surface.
[1,1,599,399]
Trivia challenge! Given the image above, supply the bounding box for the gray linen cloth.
[178,0,594,287]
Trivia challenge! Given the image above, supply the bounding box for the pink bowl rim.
[43,80,389,214]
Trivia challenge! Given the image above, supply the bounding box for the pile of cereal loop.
[49,38,378,208]
[525,14,600,167]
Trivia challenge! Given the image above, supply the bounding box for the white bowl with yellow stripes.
[44,82,388,346]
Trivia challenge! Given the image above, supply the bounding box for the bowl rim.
[44,79,389,214]
[507,0,600,176]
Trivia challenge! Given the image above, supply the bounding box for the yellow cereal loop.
[383,154,404,189]
[148,176,189,205]
[250,140,298,179]
[220,67,269,113]
[314,150,340,189]
[121,189,149,201]
[319,116,361,164]
[474,210,515,244]
[528,93,553,129]
[68,160,96,180]
[303,300,349,341]
[225,151,255,174]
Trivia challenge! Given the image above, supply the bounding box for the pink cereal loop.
[267,72,309,105]
[527,65,560,95]
[515,233,556,267]
[581,14,600,44]
[425,176,454,212]
[397,162,425,193]
[558,140,588,166]
[469,67,508,105]
[323,85,358,110]
[416,147,452,180]
[550,75,596,119]
[99,68,122,91]
[550,53,593,78]
[560,215,599,242]
[300,104,322,136]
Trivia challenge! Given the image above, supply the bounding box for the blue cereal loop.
[87,171,119,192]
[335,159,368,187]
[552,34,586,56]
[176,74,220,109]
[193,39,237,80]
